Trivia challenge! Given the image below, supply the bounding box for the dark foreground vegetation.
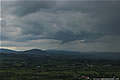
[0,50,120,80]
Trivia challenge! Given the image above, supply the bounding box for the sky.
[0,0,120,52]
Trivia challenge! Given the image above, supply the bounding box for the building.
[79,76,90,79]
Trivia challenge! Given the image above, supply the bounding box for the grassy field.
[0,53,120,80]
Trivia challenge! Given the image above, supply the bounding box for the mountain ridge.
[1,48,120,54]
[0,48,120,60]
[0,48,17,53]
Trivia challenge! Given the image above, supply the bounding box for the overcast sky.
[1,0,120,52]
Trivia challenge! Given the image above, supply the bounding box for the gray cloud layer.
[1,0,120,51]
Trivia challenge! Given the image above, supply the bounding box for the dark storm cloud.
[11,9,97,42]
[57,1,120,34]
[1,0,120,42]
[1,0,120,51]
[1,0,56,17]
[47,31,103,43]
[12,1,56,17]
[96,10,120,35]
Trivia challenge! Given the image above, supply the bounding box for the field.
[0,53,120,80]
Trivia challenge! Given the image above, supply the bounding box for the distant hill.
[0,48,17,54]
[18,49,46,55]
[0,48,120,60]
